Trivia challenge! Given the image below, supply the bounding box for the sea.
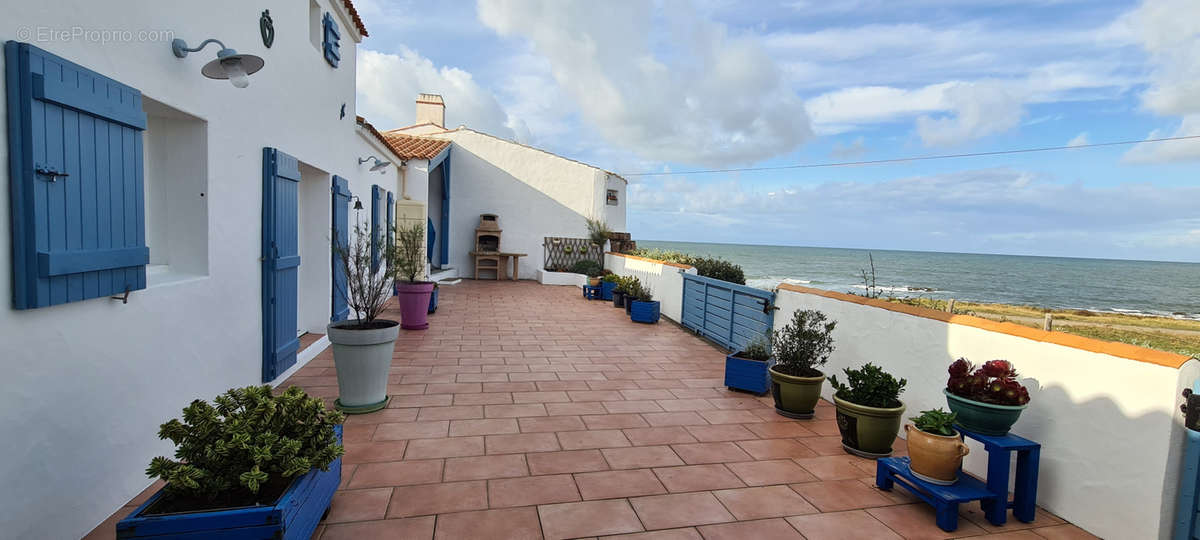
[637,240,1200,321]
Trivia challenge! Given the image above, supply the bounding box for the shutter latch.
[34,163,69,182]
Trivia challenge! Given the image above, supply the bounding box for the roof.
[430,126,628,183]
[359,116,451,161]
[341,0,369,37]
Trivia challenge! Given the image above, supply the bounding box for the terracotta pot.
[588,276,601,286]
[769,367,825,419]
[905,424,969,485]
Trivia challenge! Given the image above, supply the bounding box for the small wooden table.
[469,251,526,280]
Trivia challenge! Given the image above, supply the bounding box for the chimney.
[415,93,445,128]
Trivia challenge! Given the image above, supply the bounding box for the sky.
[352,0,1200,263]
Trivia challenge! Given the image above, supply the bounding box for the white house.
[383,95,628,281]
[0,2,629,538]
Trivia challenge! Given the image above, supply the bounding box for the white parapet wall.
[537,269,588,287]
[773,284,1199,540]
[605,253,697,323]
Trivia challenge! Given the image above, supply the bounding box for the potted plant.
[117,386,344,539]
[329,222,400,413]
[612,276,629,308]
[725,334,772,394]
[571,259,604,286]
[905,408,969,485]
[944,358,1030,435]
[392,222,435,330]
[586,217,612,251]
[768,310,835,419]
[628,281,660,323]
[600,272,619,301]
[622,276,645,316]
[829,363,907,458]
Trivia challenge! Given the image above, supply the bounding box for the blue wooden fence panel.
[330,176,350,322]
[680,273,775,352]
[6,41,148,309]
[262,148,302,382]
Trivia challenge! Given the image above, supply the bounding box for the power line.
[619,134,1200,177]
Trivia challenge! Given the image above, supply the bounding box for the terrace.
[89,280,1092,539]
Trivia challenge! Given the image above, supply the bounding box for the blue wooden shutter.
[322,13,341,67]
[370,185,382,271]
[261,147,302,382]
[439,154,450,264]
[331,176,350,322]
[386,190,395,255]
[5,41,149,310]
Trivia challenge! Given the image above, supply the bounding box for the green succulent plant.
[146,386,344,505]
[829,363,907,409]
[910,408,958,436]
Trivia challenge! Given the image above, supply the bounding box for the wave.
[745,277,817,290]
[851,284,941,293]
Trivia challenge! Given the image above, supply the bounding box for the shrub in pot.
[829,363,907,458]
[769,310,835,419]
[572,259,604,286]
[944,358,1030,435]
[627,280,660,323]
[392,222,435,330]
[600,273,619,301]
[623,276,645,316]
[329,222,400,413]
[725,334,772,394]
[905,408,969,485]
[118,386,344,538]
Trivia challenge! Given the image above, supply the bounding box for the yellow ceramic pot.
[905,424,969,485]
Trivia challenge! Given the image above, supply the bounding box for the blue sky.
[353,0,1200,262]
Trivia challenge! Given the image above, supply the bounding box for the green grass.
[1055,325,1200,358]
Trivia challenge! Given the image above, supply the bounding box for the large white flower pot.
[327,319,399,414]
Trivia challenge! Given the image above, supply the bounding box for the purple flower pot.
[395,281,435,329]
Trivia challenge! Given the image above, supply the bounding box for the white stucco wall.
[773,286,1199,540]
[0,2,420,538]
[431,128,627,278]
[605,253,696,323]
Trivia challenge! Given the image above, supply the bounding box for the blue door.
[439,155,450,264]
[262,147,301,382]
[331,175,350,322]
[681,273,776,352]
[1177,380,1200,540]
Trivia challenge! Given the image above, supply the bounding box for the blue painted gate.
[680,273,776,352]
[1176,380,1200,540]
[331,175,350,323]
[262,148,302,382]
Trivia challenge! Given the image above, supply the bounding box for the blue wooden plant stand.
[876,426,1041,532]
[583,284,603,300]
[116,427,342,539]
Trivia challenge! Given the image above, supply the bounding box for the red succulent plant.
[945,358,1030,406]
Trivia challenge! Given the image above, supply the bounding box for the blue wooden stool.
[582,284,603,300]
[877,457,997,531]
[957,426,1041,526]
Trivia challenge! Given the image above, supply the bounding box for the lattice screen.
[543,237,603,272]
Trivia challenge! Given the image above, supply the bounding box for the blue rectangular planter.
[630,300,661,323]
[724,353,771,394]
[600,281,617,301]
[116,426,343,539]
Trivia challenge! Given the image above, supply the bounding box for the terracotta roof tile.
[358,117,451,161]
[342,0,369,37]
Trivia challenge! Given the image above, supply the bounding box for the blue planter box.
[600,281,617,301]
[428,286,439,314]
[630,300,661,323]
[116,426,342,539]
[724,353,771,394]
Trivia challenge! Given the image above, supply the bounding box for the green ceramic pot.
[833,394,905,458]
[944,389,1027,436]
[769,367,825,419]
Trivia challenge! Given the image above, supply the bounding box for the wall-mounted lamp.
[358,156,392,173]
[172,38,264,88]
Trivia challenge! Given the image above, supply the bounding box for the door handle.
[758,299,779,315]
[35,163,69,182]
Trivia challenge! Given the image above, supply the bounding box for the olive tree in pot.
[329,223,399,413]
[830,363,907,458]
[769,310,836,419]
[392,222,435,330]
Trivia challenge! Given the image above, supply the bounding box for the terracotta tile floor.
[86,280,1096,540]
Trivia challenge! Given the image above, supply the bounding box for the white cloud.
[476,0,812,166]
[1119,0,1200,162]
[914,83,1024,146]
[356,48,515,138]
[1067,132,1089,147]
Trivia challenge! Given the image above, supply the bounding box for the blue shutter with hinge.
[322,13,341,68]
[386,190,395,255]
[440,153,451,264]
[331,176,350,322]
[370,185,382,271]
[262,148,301,382]
[5,41,149,310]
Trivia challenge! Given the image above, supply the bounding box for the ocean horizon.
[637,239,1200,320]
